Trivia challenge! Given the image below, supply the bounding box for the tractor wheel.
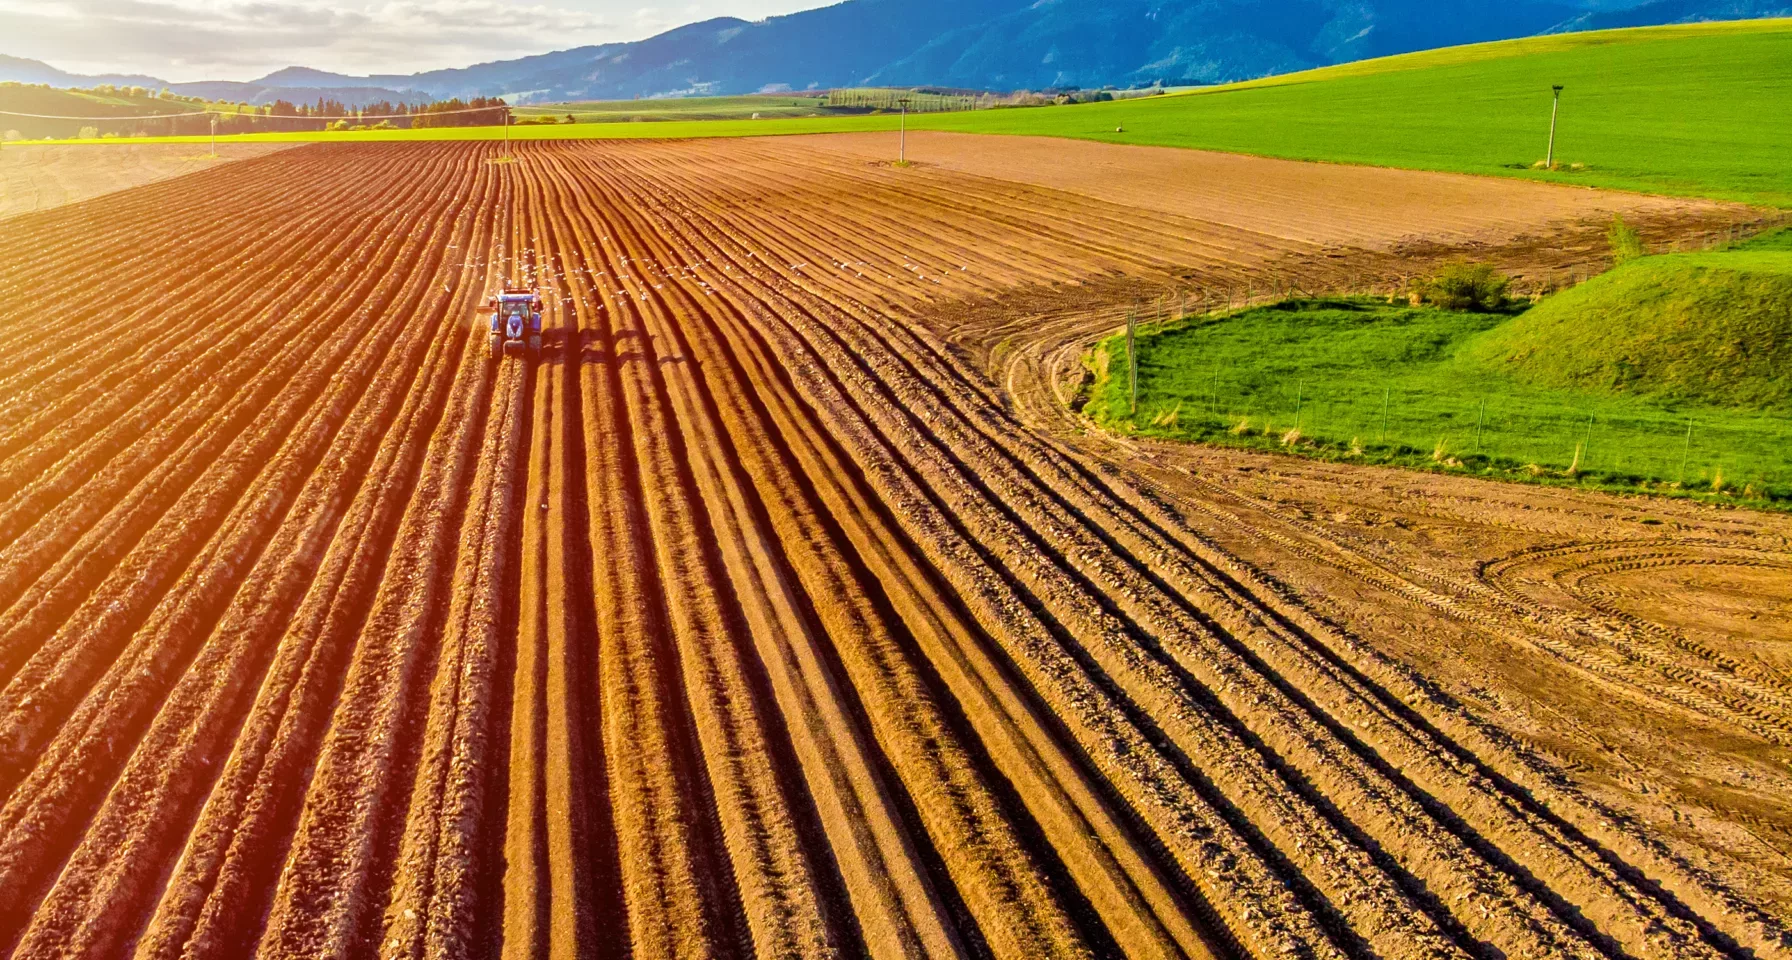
[489,332,503,359]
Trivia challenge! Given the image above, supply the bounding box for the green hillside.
[0,83,200,139]
[921,19,1792,206]
[1465,249,1792,409]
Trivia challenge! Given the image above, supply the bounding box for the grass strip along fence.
[1083,298,1792,507]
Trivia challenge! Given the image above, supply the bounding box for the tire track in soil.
[499,166,620,960]
[133,151,503,960]
[539,148,984,960]
[3,148,489,960]
[253,146,511,960]
[576,184,850,959]
[543,161,745,960]
[555,145,1335,960]
[550,142,1219,960]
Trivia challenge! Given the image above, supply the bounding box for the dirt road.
[0,137,1785,960]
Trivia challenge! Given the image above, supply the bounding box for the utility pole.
[897,96,911,164]
[1545,84,1564,169]
[503,109,510,160]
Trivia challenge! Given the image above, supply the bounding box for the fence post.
[1474,398,1486,454]
[1126,310,1138,416]
[1679,419,1694,481]
[1294,381,1304,432]
[1380,386,1390,443]
[1582,413,1595,468]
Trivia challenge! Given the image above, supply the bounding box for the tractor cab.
[488,286,543,359]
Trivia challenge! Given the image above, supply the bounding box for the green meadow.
[1084,233,1792,506]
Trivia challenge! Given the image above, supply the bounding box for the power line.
[0,103,509,122]
[0,108,212,120]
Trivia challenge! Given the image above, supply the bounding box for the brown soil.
[796,130,1737,248]
[0,135,1784,960]
[0,142,295,219]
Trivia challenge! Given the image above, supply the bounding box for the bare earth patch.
[795,129,1740,248]
[0,142,296,220]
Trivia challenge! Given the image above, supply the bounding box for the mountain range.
[4,0,1789,106]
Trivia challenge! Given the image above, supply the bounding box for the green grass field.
[29,19,1792,207]
[1084,288,1792,506]
[919,19,1792,206]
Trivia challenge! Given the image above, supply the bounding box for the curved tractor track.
[0,139,1785,960]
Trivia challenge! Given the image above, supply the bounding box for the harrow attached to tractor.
[488,285,542,359]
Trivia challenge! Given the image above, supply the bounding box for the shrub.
[77,126,99,140]
[1608,215,1645,264]
[1414,261,1510,312]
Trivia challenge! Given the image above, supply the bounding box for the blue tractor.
[488,286,543,359]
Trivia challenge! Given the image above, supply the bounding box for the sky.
[0,0,824,82]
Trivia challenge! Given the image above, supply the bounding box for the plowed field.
[1,138,1786,960]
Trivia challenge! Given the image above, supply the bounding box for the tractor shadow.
[561,328,690,367]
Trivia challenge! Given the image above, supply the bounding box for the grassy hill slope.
[0,84,193,139]
[1465,248,1792,409]
[923,19,1792,205]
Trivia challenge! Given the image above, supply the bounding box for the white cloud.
[0,0,820,82]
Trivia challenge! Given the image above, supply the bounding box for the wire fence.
[1148,375,1792,495]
